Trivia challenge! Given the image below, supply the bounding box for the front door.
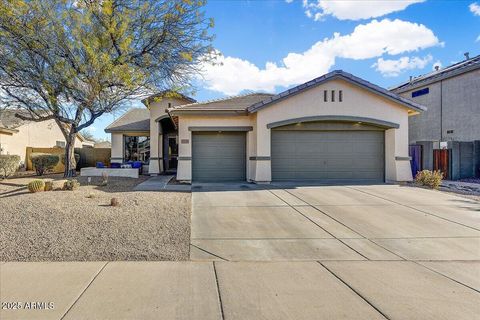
[164,134,178,172]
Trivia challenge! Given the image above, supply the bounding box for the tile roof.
[247,70,426,113]
[390,54,480,92]
[104,108,150,133]
[168,93,275,114]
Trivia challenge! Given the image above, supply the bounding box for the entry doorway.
[163,133,178,173]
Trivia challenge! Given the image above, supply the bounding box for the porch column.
[148,121,164,175]
[385,126,413,182]
[110,133,124,164]
[252,124,271,183]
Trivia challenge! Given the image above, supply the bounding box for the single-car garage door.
[271,130,384,182]
[192,132,246,181]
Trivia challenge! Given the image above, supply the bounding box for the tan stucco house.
[106,70,425,183]
[0,109,94,164]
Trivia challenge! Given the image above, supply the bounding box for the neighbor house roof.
[141,90,196,107]
[104,108,150,133]
[247,70,426,113]
[390,54,480,93]
[168,93,275,115]
[94,141,112,148]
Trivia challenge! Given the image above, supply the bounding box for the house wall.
[0,119,84,163]
[254,79,412,182]
[397,68,480,143]
[176,78,414,183]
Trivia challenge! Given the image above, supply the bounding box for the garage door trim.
[267,115,399,129]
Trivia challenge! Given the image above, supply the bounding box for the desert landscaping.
[0,174,191,261]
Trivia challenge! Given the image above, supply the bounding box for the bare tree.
[0,0,213,176]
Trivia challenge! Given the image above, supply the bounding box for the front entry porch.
[148,116,179,176]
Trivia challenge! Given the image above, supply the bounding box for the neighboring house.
[106,70,425,183]
[94,141,112,148]
[0,109,94,163]
[390,54,480,144]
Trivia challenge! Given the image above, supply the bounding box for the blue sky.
[90,0,479,140]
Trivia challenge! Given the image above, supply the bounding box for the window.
[124,136,150,163]
[331,90,335,102]
[412,87,429,98]
[339,90,343,102]
[323,90,328,102]
[56,141,66,148]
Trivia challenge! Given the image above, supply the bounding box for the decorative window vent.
[323,90,328,102]
[56,141,66,148]
[339,90,343,102]
[331,90,335,102]
[412,87,429,98]
[446,130,454,134]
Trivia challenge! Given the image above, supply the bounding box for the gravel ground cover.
[0,174,191,261]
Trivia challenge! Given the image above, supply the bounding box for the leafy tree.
[0,0,213,176]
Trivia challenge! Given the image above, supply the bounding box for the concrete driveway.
[191,183,480,261]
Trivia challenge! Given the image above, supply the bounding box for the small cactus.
[63,179,80,191]
[44,181,54,191]
[110,197,120,207]
[28,179,45,193]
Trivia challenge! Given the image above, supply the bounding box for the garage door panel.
[192,132,246,182]
[271,130,384,182]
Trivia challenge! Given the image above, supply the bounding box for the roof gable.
[105,108,150,133]
[247,70,426,114]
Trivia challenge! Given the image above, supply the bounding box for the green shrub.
[0,155,20,179]
[30,153,60,176]
[27,179,45,193]
[415,170,443,189]
[63,179,80,191]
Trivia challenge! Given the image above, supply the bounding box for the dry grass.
[0,174,191,261]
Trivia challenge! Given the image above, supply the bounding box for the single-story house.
[106,70,426,183]
[0,109,94,163]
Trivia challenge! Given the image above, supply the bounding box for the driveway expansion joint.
[413,261,480,294]
[318,261,391,320]
[190,243,229,261]
[213,262,225,320]
[60,261,109,320]
[348,186,480,232]
[267,189,372,260]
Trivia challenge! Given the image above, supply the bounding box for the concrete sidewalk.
[1,260,479,320]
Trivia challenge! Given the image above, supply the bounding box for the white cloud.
[200,19,441,94]
[476,35,480,42]
[373,55,433,77]
[470,2,480,16]
[303,0,424,21]
[285,0,294,3]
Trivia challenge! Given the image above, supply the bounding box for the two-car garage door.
[271,130,385,182]
[191,129,385,182]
